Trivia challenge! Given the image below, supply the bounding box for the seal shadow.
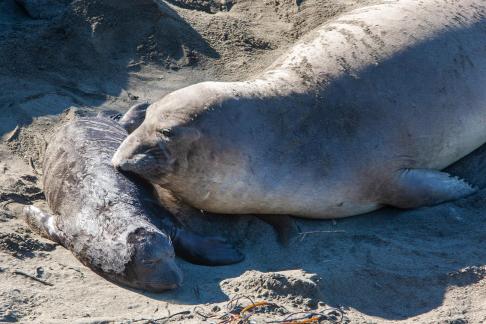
[0,0,219,136]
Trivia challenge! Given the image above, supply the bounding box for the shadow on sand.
[0,0,218,136]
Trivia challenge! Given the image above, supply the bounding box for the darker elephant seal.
[113,0,486,219]
[24,117,242,292]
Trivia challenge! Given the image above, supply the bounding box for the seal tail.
[22,205,62,244]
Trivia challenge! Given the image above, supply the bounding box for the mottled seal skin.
[24,117,242,292]
[113,0,486,219]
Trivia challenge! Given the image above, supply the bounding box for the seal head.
[112,95,202,185]
[123,228,182,292]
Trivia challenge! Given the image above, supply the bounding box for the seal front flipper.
[23,205,62,244]
[257,215,299,246]
[119,102,150,134]
[146,186,245,266]
[172,228,244,266]
[383,169,477,209]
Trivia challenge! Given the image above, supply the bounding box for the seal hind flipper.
[172,229,244,266]
[383,169,477,209]
[23,205,62,244]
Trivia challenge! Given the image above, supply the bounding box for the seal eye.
[157,129,172,138]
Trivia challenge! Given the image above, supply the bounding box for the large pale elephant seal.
[113,0,486,219]
[24,116,242,292]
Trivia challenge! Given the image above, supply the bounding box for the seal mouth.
[112,130,175,182]
[136,260,183,292]
[112,153,153,174]
[112,152,173,185]
[121,263,183,292]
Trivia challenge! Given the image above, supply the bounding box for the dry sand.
[1,0,486,322]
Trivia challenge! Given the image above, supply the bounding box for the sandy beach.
[1,0,486,322]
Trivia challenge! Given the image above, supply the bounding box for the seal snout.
[112,153,151,173]
[112,131,150,175]
[113,135,137,169]
[138,258,183,292]
[113,128,175,183]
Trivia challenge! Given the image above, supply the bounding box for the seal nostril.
[112,157,126,170]
[142,258,162,265]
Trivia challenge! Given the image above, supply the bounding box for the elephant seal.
[113,0,486,219]
[24,116,243,292]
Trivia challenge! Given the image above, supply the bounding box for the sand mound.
[0,0,220,136]
[2,0,215,78]
[221,270,322,307]
[6,107,100,173]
